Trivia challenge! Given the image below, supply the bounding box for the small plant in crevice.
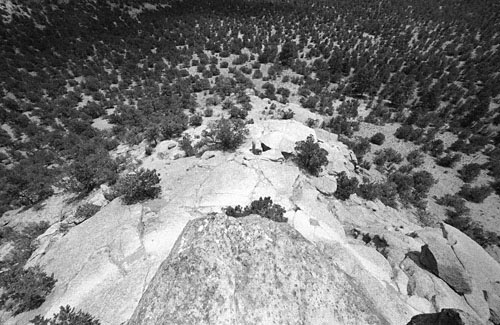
[225,197,287,222]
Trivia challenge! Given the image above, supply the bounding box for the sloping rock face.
[442,224,500,324]
[417,229,473,294]
[128,214,388,325]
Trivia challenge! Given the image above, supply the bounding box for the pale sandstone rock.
[310,175,337,196]
[416,228,473,294]
[401,256,476,316]
[442,223,500,324]
[406,296,434,314]
[128,215,389,325]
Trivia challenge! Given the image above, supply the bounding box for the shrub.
[423,139,444,157]
[334,172,359,200]
[352,138,371,160]
[492,179,500,196]
[458,184,492,203]
[394,125,414,140]
[407,150,425,167]
[179,134,196,157]
[189,114,203,127]
[340,137,371,161]
[229,107,248,120]
[160,114,188,139]
[112,169,161,205]
[69,150,118,193]
[370,132,385,145]
[445,216,500,248]
[412,171,436,197]
[278,109,294,120]
[31,305,101,325]
[225,197,287,222]
[0,222,55,315]
[204,108,213,117]
[324,116,358,137]
[0,267,56,315]
[435,194,470,217]
[373,148,403,168]
[458,163,482,183]
[252,69,263,79]
[294,135,329,176]
[436,153,461,168]
[200,118,248,152]
[357,181,398,208]
[74,203,100,222]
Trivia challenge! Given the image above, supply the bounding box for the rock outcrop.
[2,119,500,325]
[129,214,388,325]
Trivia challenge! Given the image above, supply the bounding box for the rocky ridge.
[1,119,499,324]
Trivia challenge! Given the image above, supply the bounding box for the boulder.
[400,256,477,317]
[406,308,483,325]
[129,214,389,325]
[442,224,500,296]
[442,223,500,322]
[249,120,316,154]
[417,228,472,294]
[419,243,472,294]
[310,175,337,196]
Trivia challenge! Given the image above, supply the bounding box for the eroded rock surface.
[128,214,388,325]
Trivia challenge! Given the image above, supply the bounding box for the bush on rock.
[111,169,161,205]
[294,135,329,176]
[225,197,287,222]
